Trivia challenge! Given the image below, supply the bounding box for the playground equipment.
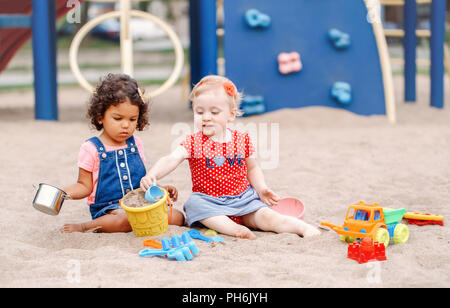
[69,0,183,97]
[0,0,184,120]
[381,0,448,107]
[222,0,397,122]
[321,201,410,247]
[69,0,184,98]
[190,0,447,122]
[0,0,72,120]
[1,1,447,120]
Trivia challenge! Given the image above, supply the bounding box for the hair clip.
[223,81,236,97]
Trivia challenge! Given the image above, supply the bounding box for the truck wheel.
[393,223,409,244]
[340,235,356,243]
[373,228,390,247]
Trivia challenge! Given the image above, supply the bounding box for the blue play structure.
[189,0,447,120]
[0,1,447,120]
[403,0,447,108]
[224,0,387,117]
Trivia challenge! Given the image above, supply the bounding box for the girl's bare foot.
[235,225,257,240]
[301,224,321,238]
[61,223,85,233]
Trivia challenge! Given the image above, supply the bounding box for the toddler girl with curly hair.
[62,73,184,233]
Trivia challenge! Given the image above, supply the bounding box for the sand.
[0,75,449,288]
[122,189,153,208]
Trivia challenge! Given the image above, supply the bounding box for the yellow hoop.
[69,10,184,98]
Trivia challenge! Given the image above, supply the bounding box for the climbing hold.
[244,9,271,28]
[241,95,266,116]
[331,82,352,105]
[278,52,302,75]
[328,28,351,50]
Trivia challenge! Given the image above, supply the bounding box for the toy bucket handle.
[166,196,173,224]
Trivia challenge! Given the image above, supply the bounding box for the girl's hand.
[140,174,157,191]
[164,185,178,202]
[257,187,280,207]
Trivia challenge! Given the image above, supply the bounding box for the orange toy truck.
[321,201,409,247]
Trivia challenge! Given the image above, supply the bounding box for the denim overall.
[88,136,146,219]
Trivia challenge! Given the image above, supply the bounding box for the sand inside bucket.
[122,190,154,208]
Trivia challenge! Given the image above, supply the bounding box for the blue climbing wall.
[223,0,387,116]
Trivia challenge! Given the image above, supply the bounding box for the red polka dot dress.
[181,129,268,226]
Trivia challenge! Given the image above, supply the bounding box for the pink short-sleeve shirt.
[77,135,146,205]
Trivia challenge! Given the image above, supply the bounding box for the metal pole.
[120,0,133,76]
[31,0,58,120]
[430,0,446,108]
[403,0,417,102]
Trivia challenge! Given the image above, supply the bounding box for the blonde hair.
[189,75,243,116]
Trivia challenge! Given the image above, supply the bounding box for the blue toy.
[139,232,200,261]
[240,95,266,117]
[244,9,271,29]
[188,229,225,243]
[327,28,351,50]
[330,82,352,105]
[145,185,165,203]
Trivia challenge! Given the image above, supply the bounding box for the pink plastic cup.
[271,197,305,219]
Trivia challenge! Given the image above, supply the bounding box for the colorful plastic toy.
[331,81,352,105]
[277,52,302,75]
[139,232,199,261]
[327,28,351,50]
[347,237,387,264]
[144,184,165,203]
[383,208,444,226]
[142,238,163,249]
[244,9,271,28]
[187,229,225,243]
[321,201,410,247]
[404,212,444,226]
[240,95,266,117]
[271,197,305,219]
[204,229,218,236]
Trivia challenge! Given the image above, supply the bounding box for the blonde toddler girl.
[140,75,320,239]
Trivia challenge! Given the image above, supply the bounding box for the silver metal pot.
[32,183,68,216]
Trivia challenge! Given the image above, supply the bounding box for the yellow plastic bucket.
[120,188,173,237]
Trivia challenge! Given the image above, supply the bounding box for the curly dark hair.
[87,73,150,131]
